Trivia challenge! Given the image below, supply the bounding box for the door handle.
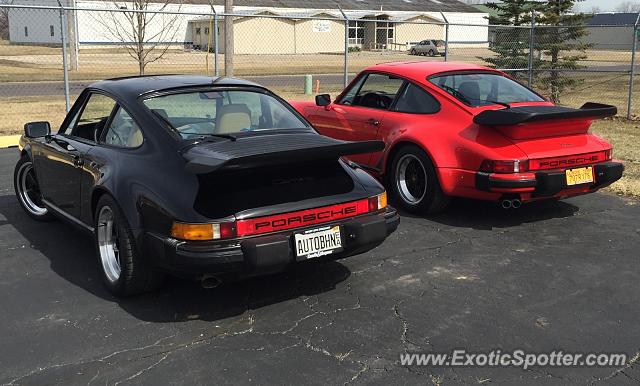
[367,118,380,126]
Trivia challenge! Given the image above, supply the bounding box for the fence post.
[440,12,449,61]
[339,7,349,88]
[57,2,70,112]
[528,11,535,88]
[628,14,639,119]
[214,12,219,77]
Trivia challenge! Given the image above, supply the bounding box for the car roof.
[364,61,501,84]
[89,75,263,98]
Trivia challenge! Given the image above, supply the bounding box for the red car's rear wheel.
[390,145,449,214]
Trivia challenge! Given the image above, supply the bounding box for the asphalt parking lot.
[1,148,639,385]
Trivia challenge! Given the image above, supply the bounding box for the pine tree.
[480,0,538,81]
[534,0,592,103]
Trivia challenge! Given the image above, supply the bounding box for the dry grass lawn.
[590,118,640,197]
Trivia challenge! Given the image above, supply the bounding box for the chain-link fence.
[0,3,638,136]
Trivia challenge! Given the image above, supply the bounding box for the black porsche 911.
[14,75,399,296]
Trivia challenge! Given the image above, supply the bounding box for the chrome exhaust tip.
[501,199,512,209]
[511,199,522,209]
[201,276,221,289]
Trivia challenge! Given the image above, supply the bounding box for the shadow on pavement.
[0,194,351,323]
[392,196,580,230]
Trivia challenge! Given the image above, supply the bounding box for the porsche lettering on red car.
[290,62,624,213]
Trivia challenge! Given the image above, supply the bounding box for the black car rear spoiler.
[473,102,617,126]
[182,132,384,174]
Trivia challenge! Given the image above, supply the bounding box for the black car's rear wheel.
[14,157,54,221]
[94,194,164,296]
[389,145,449,214]
[428,49,435,57]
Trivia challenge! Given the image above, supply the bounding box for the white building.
[8,0,489,52]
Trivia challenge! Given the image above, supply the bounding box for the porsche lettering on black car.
[14,75,399,296]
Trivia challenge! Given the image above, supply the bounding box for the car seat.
[216,104,252,134]
[458,82,481,104]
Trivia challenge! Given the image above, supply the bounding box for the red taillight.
[368,196,377,212]
[219,222,237,239]
[605,148,612,160]
[480,160,529,173]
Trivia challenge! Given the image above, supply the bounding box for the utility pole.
[224,0,233,76]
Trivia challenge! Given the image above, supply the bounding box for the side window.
[68,93,116,142]
[102,107,143,148]
[338,75,367,106]
[393,83,440,114]
[350,73,404,110]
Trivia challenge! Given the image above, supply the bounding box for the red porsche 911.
[290,62,624,214]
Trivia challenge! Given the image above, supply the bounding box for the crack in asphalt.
[4,333,181,386]
[590,351,640,385]
[113,353,169,386]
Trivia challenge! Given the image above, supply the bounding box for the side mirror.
[24,121,51,138]
[315,94,331,107]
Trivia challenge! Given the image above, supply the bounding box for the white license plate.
[294,225,343,260]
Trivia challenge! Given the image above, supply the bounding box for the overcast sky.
[466,0,639,12]
[577,0,635,12]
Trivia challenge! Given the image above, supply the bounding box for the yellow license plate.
[565,166,594,186]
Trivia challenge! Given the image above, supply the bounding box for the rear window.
[429,73,543,107]
[142,89,308,139]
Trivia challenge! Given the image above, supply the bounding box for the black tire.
[389,145,450,214]
[14,156,55,222]
[410,48,417,55]
[94,194,164,296]
[428,49,435,57]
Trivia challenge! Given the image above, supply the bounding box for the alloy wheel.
[396,154,427,205]
[17,162,48,216]
[97,206,122,283]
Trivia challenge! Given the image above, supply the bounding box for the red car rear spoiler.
[182,132,384,174]
[473,102,617,126]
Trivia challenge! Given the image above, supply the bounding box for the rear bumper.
[143,207,399,279]
[475,161,624,198]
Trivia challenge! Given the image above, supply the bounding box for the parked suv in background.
[409,40,445,56]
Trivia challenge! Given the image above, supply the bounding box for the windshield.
[429,73,544,107]
[143,89,309,139]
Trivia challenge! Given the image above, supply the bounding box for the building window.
[50,25,55,37]
[348,20,363,46]
[204,27,209,35]
[195,27,201,35]
[375,16,395,49]
[24,26,28,37]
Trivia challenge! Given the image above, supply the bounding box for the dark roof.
[182,0,482,13]
[586,13,639,26]
[89,75,262,97]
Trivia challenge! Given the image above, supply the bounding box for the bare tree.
[92,0,183,75]
[615,1,640,13]
[0,0,14,40]
[589,6,601,14]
